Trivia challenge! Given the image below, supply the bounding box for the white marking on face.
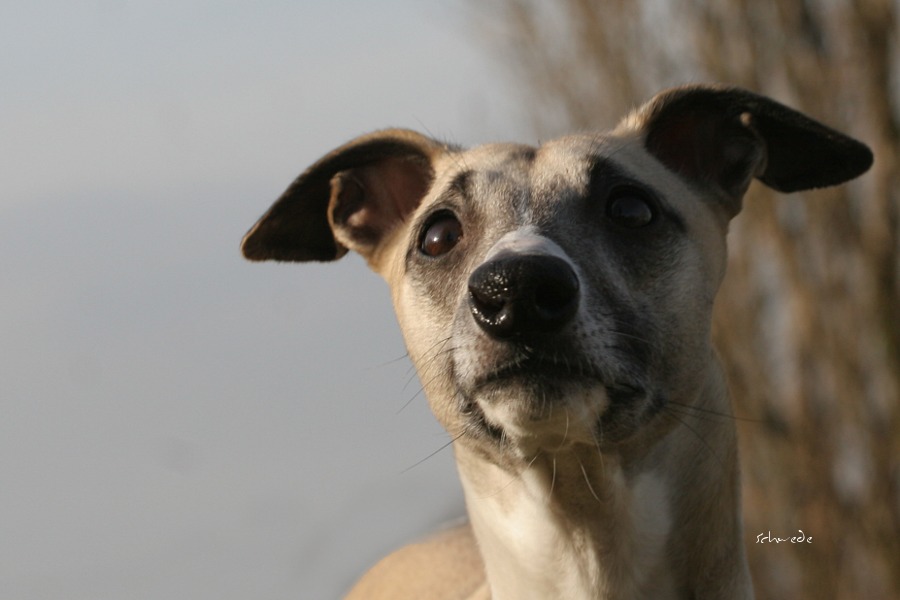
[478,387,610,456]
[483,225,573,264]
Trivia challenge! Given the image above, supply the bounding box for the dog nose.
[467,254,580,339]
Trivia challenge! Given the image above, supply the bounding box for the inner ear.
[241,129,447,264]
[328,156,433,258]
[638,85,873,219]
[645,106,766,215]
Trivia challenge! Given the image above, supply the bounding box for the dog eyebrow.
[448,170,473,196]
[436,170,473,203]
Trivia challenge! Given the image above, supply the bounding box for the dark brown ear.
[241,129,449,262]
[637,85,873,216]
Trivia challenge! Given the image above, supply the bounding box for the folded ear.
[632,85,873,217]
[241,129,449,263]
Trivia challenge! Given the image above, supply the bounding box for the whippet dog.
[242,85,872,599]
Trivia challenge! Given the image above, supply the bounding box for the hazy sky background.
[1,2,531,598]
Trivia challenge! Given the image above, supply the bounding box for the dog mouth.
[473,352,603,390]
[456,350,657,448]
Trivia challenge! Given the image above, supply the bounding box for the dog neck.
[456,440,679,600]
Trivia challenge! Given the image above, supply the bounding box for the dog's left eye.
[607,189,656,228]
[419,212,463,257]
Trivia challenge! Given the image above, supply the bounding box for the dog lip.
[472,353,604,389]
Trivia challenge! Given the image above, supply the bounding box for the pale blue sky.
[1,2,527,598]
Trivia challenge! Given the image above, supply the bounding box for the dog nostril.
[468,278,516,335]
[534,280,578,320]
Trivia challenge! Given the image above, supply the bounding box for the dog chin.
[467,382,610,453]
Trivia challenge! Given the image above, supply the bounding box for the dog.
[242,85,872,599]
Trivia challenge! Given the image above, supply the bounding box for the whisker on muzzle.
[660,409,727,470]
[400,430,466,474]
[666,401,761,424]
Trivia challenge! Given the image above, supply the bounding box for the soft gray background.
[1,2,529,598]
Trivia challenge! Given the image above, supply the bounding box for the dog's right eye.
[419,212,463,257]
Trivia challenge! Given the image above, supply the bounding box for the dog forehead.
[437,134,641,191]
[426,143,538,223]
[434,142,537,186]
[535,133,640,174]
[429,137,605,202]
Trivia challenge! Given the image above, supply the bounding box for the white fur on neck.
[457,452,675,600]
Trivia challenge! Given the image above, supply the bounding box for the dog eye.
[607,189,656,228]
[419,212,463,257]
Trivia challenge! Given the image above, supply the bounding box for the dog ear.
[241,129,448,263]
[636,85,873,216]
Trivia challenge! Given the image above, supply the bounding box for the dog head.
[243,85,872,460]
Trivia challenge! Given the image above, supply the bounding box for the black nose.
[467,254,580,339]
